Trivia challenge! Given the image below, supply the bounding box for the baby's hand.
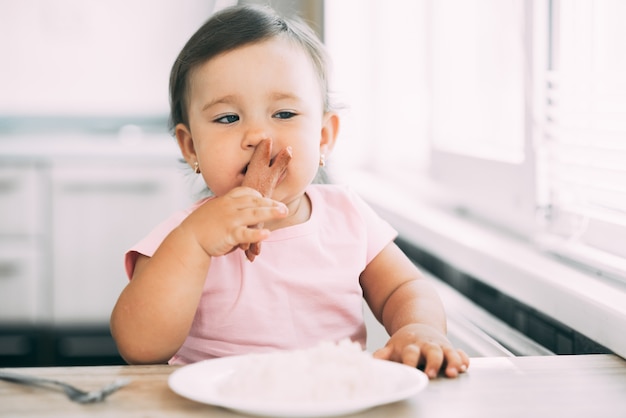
[181,187,288,258]
[373,324,469,379]
[240,139,292,261]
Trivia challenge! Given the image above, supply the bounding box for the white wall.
[0,0,224,116]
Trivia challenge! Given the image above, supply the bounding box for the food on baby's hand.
[240,139,292,261]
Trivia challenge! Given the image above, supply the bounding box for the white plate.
[168,354,428,418]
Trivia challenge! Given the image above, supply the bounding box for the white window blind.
[538,0,626,280]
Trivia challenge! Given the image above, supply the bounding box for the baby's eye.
[214,114,239,124]
[274,111,296,120]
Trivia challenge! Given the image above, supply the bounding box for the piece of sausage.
[240,139,292,261]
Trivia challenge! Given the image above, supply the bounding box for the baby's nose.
[241,125,272,149]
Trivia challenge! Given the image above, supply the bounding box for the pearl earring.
[194,161,201,174]
[319,154,326,167]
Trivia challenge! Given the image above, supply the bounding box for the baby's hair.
[168,4,333,134]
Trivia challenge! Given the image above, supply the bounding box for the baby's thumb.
[372,345,393,360]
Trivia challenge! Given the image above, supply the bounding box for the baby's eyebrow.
[201,94,237,112]
[269,92,300,102]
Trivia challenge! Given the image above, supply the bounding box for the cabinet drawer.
[0,242,41,323]
[50,162,190,323]
[0,165,44,235]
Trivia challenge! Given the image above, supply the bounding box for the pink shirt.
[125,184,397,365]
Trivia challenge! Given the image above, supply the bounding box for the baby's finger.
[229,185,262,197]
[400,344,421,368]
[240,201,288,224]
[372,345,393,361]
[458,349,470,372]
[234,225,272,246]
[233,192,284,210]
[442,347,464,378]
[421,343,444,379]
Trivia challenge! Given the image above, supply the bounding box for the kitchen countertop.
[0,133,181,163]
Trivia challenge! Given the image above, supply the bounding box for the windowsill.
[333,168,626,358]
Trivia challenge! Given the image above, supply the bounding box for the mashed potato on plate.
[218,339,394,404]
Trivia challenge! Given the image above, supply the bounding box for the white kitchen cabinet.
[0,141,194,365]
[50,160,191,324]
[0,164,46,323]
[0,163,45,236]
[0,240,43,323]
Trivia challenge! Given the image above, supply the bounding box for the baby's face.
[183,37,328,204]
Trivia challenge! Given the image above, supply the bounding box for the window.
[427,0,537,236]
[429,0,526,162]
[326,0,626,283]
[537,0,626,279]
[324,1,430,176]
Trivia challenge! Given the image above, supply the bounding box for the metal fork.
[0,370,130,404]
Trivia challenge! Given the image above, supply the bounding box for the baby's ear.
[320,111,340,156]
[175,123,196,164]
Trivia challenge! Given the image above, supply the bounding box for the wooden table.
[1,354,626,418]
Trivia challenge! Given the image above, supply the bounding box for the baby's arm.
[110,187,288,364]
[360,242,470,378]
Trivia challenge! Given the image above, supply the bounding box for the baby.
[110,4,469,379]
